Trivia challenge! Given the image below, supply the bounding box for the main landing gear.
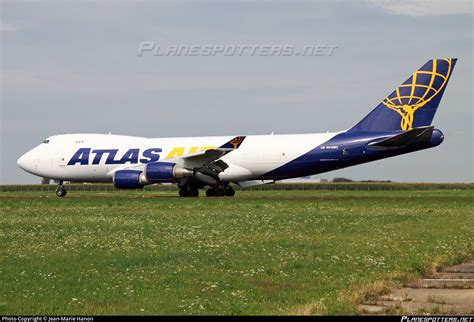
[178,187,200,197]
[177,183,235,198]
[205,185,235,197]
[55,181,67,197]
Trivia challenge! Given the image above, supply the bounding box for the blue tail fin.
[350,58,457,132]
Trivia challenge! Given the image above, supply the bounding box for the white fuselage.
[17,132,341,183]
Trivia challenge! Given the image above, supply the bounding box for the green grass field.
[1,189,473,315]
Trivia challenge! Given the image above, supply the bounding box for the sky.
[1,0,472,184]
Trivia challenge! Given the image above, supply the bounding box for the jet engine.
[113,170,148,189]
[145,162,194,182]
[113,162,194,189]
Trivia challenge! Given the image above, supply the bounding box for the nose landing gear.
[55,181,67,197]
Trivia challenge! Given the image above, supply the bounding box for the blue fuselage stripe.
[257,130,442,180]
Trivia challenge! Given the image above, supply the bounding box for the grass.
[0,189,472,315]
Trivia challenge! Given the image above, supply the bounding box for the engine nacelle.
[145,162,194,182]
[113,162,194,189]
[113,170,148,189]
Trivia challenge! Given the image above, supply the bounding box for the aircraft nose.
[17,150,37,173]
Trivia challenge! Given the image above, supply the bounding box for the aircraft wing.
[368,126,434,150]
[169,136,246,168]
[117,136,246,174]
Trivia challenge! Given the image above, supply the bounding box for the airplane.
[17,58,457,197]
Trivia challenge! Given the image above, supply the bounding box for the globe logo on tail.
[382,58,453,130]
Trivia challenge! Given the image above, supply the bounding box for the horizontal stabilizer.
[368,126,434,150]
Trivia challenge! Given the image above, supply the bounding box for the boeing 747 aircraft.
[17,58,456,197]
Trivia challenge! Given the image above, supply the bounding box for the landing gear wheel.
[225,186,235,197]
[55,186,67,197]
[188,188,199,197]
[215,187,226,197]
[179,188,189,197]
[206,189,216,197]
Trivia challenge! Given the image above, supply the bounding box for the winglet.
[219,136,246,150]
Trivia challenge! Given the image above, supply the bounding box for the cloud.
[0,21,17,32]
[368,0,473,16]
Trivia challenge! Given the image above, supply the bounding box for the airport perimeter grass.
[1,189,473,315]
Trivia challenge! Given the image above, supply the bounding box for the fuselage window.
[43,140,50,144]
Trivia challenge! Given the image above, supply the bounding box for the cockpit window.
[43,139,50,144]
